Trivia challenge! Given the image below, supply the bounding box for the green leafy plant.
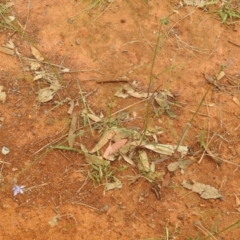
[88,164,126,186]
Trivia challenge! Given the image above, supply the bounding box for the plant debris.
[103,139,128,160]
[167,159,193,172]
[182,180,223,199]
[105,180,122,191]
[48,215,60,227]
[0,86,6,103]
[30,46,44,62]
[183,0,206,6]
[36,87,56,103]
[68,113,78,147]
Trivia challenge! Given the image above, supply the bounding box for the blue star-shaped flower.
[12,185,25,196]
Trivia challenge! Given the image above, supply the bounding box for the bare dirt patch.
[1,0,240,239]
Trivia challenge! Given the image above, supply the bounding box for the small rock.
[2,146,10,155]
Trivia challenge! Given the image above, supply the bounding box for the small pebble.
[2,146,10,155]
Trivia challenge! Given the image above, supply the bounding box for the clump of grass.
[0,3,17,31]
[69,0,112,23]
[215,0,240,24]
[88,164,125,185]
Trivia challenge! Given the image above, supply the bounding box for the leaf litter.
[103,138,128,160]
[167,159,193,172]
[182,180,223,200]
[63,82,216,193]
[63,84,190,187]
[36,87,56,103]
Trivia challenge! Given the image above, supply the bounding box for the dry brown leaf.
[8,16,15,21]
[167,162,180,172]
[4,39,15,49]
[217,71,225,81]
[168,159,193,172]
[61,68,70,73]
[121,154,135,166]
[155,92,169,110]
[31,46,44,61]
[142,143,175,155]
[89,130,115,153]
[33,72,44,81]
[84,153,110,166]
[150,162,155,172]
[105,180,122,191]
[30,62,41,71]
[87,113,102,123]
[182,180,223,199]
[0,46,14,55]
[68,114,78,147]
[50,81,61,91]
[111,126,134,141]
[119,141,132,155]
[138,150,150,172]
[37,87,55,103]
[103,139,128,159]
[128,91,149,98]
[115,85,152,99]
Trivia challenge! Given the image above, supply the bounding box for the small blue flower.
[12,185,25,196]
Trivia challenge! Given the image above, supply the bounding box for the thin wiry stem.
[140,14,174,144]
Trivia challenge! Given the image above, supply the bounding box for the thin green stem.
[175,85,211,152]
[140,14,173,144]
